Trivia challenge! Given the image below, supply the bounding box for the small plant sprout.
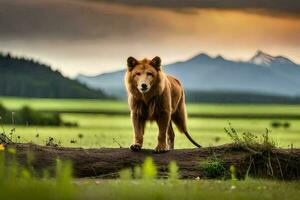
[70,139,77,144]
[78,133,83,145]
[230,165,237,190]
[224,123,240,143]
[113,138,122,148]
[20,169,31,179]
[11,112,15,125]
[119,168,132,180]
[10,112,16,141]
[168,161,179,180]
[9,128,16,141]
[230,165,237,181]
[0,116,5,134]
[214,136,221,143]
[8,147,16,155]
[35,128,39,138]
[55,159,73,192]
[0,133,13,144]
[46,137,59,147]
[142,157,157,180]
[133,165,142,179]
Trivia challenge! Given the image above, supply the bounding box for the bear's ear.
[127,57,138,71]
[150,56,161,70]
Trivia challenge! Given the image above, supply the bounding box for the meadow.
[1,97,300,200]
[0,97,300,149]
[2,96,300,115]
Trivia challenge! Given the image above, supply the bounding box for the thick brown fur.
[125,56,201,153]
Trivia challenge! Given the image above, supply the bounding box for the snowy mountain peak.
[249,50,275,66]
[273,56,295,65]
[249,50,296,67]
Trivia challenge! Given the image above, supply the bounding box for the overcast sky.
[1,0,300,77]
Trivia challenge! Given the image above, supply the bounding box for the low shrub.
[224,123,276,151]
[271,121,281,128]
[17,106,62,126]
[0,103,76,127]
[271,121,291,129]
[283,122,290,129]
[199,158,226,178]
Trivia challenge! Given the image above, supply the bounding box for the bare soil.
[4,143,300,180]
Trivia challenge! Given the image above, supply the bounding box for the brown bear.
[125,56,201,153]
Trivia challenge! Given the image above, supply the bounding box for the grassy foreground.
[1,148,300,200]
[1,97,300,199]
[3,178,300,200]
[77,179,300,200]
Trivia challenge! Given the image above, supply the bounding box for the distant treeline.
[0,103,76,126]
[185,90,300,104]
[0,53,108,99]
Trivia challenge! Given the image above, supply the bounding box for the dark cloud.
[96,0,300,18]
[0,0,170,40]
[0,0,299,76]
[1,0,298,41]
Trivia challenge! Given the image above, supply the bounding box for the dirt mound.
[3,143,300,180]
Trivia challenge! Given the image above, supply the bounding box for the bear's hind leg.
[167,122,175,150]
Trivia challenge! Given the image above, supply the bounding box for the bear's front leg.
[130,112,146,151]
[155,112,171,153]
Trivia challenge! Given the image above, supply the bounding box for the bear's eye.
[147,72,153,77]
[136,72,141,76]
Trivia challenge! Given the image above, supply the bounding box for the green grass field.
[1,97,300,199]
[2,97,300,115]
[2,114,299,149]
[0,97,299,148]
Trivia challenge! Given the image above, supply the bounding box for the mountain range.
[77,51,300,103]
